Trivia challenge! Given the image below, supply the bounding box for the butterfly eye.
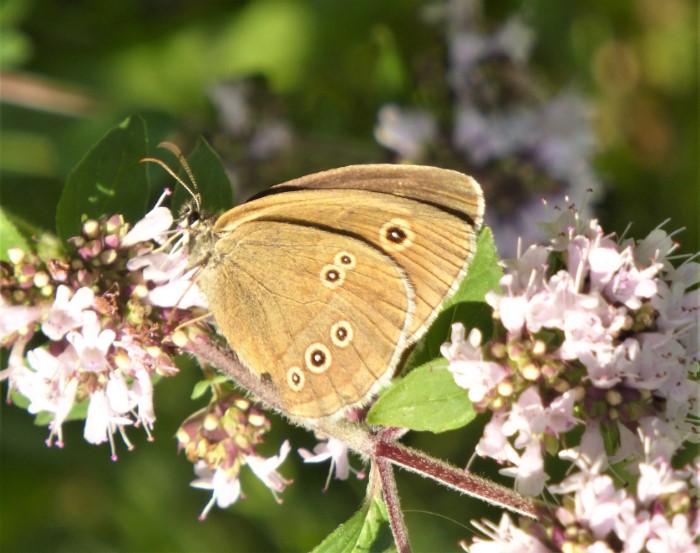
[380,218,414,251]
[320,264,345,289]
[330,321,353,348]
[305,343,332,373]
[286,366,305,392]
[334,251,356,269]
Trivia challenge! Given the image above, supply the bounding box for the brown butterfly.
[186,164,483,421]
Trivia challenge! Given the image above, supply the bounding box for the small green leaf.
[56,115,149,242]
[191,375,230,400]
[367,358,475,432]
[312,496,391,553]
[171,136,234,215]
[0,207,28,260]
[403,227,502,371]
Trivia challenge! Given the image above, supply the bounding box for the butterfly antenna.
[158,141,202,211]
[139,142,202,212]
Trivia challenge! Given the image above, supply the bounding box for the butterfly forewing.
[198,220,413,419]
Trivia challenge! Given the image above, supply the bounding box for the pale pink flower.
[646,513,697,553]
[191,462,242,519]
[127,250,207,309]
[441,324,508,403]
[604,248,660,310]
[130,369,156,430]
[636,460,687,505]
[614,498,651,553]
[21,346,79,443]
[121,189,173,247]
[41,285,94,340]
[299,437,352,482]
[66,311,115,372]
[499,440,545,496]
[83,388,135,459]
[0,298,42,341]
[246,440,292,500]
[502,388,576,449]
[467,514,551,553]
[475,413,510,463]
[570,472,627,539]
[633,227,677,269]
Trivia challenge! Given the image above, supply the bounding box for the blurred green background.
[1,1,697,552]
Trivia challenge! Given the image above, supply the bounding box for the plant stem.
[375,457,412,553]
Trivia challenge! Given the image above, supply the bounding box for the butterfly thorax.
[181,207,221,270]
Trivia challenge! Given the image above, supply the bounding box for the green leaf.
[312,496,391,553]
[190,375,230,400]
[367,358,475,432]
[0,207,28,260]
[171,136,234,215]
[402,227,502,371]
[56,115,149,242]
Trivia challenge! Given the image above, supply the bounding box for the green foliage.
[56,116,149,242]
[0,207,27,260]
[367,357,476,432]
[312,495,392,553]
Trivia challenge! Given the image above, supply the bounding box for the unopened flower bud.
[132,283,148,299]
[176,427,190,445]
[100,249,118,266]
[103,214,123,235]
[40,285,54,297]
[521,363,540,381]
[104,234,120,249]
[531,340,546,357]
[7,248,25,265]
[248,413,267,427]
[605,389,622,406]
[83,220,100,239]
[497,380,514,397]
[490,342,507,359]
[32,271,50,288]
[203,413,219,431]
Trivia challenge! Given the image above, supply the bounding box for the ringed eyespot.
[334,251,356,269]
[305,343,332,373]
[286,366,305,392]
[320,264,345,289]
[330,321,353,348]
[380,218,414,251]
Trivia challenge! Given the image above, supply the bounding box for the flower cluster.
[445,204,698,550]
[374,0,600,256]
[0,192,206,458]
[177,392,292,519]
[467,449,698,553]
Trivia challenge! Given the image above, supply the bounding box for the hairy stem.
[375,457,412,553]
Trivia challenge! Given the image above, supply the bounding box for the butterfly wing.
[198,220,413,419]
[214,165,484,342]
